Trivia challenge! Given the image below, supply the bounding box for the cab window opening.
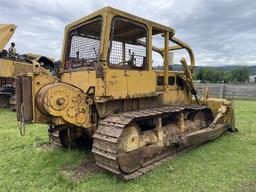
[65,17,102,70]
[108,17,148,70]
[151,31,165,68]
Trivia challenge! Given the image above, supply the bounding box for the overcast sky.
[0,0,255,66]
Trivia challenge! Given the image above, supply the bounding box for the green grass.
[0,100,256,192]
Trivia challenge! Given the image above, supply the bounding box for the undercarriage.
[48,104,230,180]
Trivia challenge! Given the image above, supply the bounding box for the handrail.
[169,35,196,74]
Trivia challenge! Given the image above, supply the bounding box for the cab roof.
[65,6,175,35]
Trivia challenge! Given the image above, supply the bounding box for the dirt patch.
[60,155,101,181]
[39,143,60,151]
[238,181,256,192]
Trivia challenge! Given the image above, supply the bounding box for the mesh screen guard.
[65,17,102,69]
[108,17,148,69]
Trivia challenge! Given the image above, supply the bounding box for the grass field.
[0,100,255,192]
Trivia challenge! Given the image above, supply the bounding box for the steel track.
[92,105,210,180]
[47,104,226,180]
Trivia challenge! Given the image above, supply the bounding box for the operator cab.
[62,7,196,99]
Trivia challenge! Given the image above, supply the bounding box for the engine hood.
[0,24,17,52]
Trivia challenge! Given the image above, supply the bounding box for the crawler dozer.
[16,7,236,180]
[0,24,55,110]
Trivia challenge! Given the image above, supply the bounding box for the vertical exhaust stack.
[16,75,33,123]
[15,76,22,121]
[22,76,33,122]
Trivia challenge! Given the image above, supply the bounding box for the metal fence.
[195,83,256,99]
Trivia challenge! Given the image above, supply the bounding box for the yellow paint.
[0,59,14,77]
[0,24,16,52]
[161,91,191,105]
[163,31,169,91]
[127,70,156,97]
[61,70,97,92]
[0,59,35,78]
[202,98,235,128]
[118,126,140,152]
[36,82,91,128]
[105,69,127,98]
[16,7,235,131]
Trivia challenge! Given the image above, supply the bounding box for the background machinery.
[0,24,55,110]
[15,7,236,180]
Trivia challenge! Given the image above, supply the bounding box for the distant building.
[249,74,256,83]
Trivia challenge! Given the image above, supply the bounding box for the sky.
[0,0,255,66]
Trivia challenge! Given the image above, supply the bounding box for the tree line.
[195,66,249,83]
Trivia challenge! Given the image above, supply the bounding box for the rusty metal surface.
[91,104,216,180]
[21,76,33,122]
[15,76,22,120]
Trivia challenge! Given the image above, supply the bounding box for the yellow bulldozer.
[15,7,237,180]
[0,24,55,110]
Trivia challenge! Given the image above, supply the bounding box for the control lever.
[180,57,199,104]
